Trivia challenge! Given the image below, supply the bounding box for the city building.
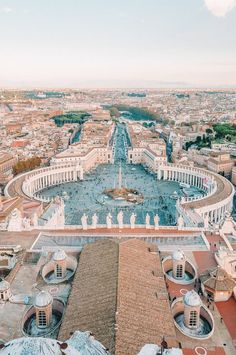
[0,153,17,185]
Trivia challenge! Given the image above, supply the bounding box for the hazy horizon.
[1,0,236,88]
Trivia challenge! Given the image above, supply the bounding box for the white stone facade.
[157,163,234,227]
[215,248,236,278]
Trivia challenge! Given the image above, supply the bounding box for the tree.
[109,107,120,118]
[196,136,202,143]
[206,128,213,135]
[13,157,42,175]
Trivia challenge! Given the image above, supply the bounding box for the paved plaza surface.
[40,163,185,226]
[39,124,204,226]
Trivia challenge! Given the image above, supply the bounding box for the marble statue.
[204,214,209,229]
[117,210,124,229]
[178,215,184,229]
[54,195,61,204]
[32,213,38,228]
[92,213,98,229]
[154,214,160,230]
[145,213,150,229]
[22,217,31,231]
[8,208,23,232]
[81,213,88,230]
[106,213,112,229]
[220,212,236,236]
[130,213,136,229]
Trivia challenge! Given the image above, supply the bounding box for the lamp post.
[160,336,168,354]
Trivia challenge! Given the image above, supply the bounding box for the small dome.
[34,291,53,308]
[172,249,185,261]
[53,249,67,261]
[67,330,109,354]
[0,337,81,355]
[138,344,161,355]
[184,290,201,307]
[0,279,10,292]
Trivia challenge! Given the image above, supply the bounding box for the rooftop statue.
[145,213,150,229]
[106,213,112,229]
[154,214,159,230]
[130,212,136,229]
[117,210,124,229]
[81,213,88,230]
[178,215,184,229]
[92,213,98,229]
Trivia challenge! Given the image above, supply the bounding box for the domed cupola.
[0,278,11,301]
[172,288,214,339]
[23,289,64,337]
[183,290,201,329]
[53,249,67,279]
[34,291,53,329]
[172,249,186,280]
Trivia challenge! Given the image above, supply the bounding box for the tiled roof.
[115,239,177,355]
[58,239,177,355]
[200,266,236,292]
[58,239,119,354]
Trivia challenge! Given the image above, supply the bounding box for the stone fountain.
[102,163,144,205]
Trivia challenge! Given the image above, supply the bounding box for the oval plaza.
[4,122,234,231]
[1,117,236,355]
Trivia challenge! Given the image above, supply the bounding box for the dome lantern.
[34,291,53,329]
[53,249,67,279]
[172,249,186,280]
[183,290,201,329]
[0,279,11,301]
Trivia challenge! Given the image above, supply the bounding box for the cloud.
[204,0,236,17]
[0,7,13,14]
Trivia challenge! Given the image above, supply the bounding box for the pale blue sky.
[0,0,236,88]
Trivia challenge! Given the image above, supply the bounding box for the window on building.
[56,264,62,278]
[176,264,183,278]
[38,310,47,327]
[189,310,197,327]
[0,292,4,300]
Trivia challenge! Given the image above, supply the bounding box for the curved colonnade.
[158,164,234,225]
[4,162,234,228]
[5,165,84,203]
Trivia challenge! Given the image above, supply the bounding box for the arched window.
[56,264,62,278]
[189,310,197,327]
[38,310,47,327]
[176,264,183,278]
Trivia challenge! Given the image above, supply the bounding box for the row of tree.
[52,112,91,127]
[184,124,236,151]
[109,105,174,126]
[212,123,236,139]
[13,157,42,175]
[185,135,212,150]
